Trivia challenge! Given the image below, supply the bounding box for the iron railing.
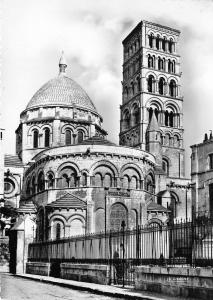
[28,218,213,267]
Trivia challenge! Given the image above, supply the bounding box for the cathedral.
[0,21,191,241]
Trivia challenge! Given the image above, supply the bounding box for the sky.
[1,0,213,177]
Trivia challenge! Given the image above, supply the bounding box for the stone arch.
[61,124,75,134]
[56,161,81,178]
[162,157,170,176]
[168,78,177,97]
[68,215,85,236]
[147,74,155,93]
[164,132,172,146]
[120,163,144,180]
[89,160,119,177]
[164,101,180,113]
[145,71,157,79]
[158,77,166,95]
[110,202,128,230]
[27,124,41,136]
[37,170,45,192]
[146,98,163,111]
[49,215,66,240]
[131,102,140,126]
[122,108,130,130]
[173,133,181,148]
[46,171,55,189]
[145,170,155,193]
[147,218,163,226]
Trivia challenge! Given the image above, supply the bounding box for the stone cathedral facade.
[0,21,191,241]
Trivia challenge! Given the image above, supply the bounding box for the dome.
[26,53,97,113]
[26,76,97,113]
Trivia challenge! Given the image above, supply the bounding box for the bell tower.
[119,20,185,178]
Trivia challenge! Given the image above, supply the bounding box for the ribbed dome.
[26,75,97,113]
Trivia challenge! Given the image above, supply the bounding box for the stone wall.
[26,262,50,276]
[135,266,213,299]
[60,263,110,284]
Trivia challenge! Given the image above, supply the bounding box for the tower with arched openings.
[120,20,184,179]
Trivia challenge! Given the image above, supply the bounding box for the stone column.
[155,80,159,93]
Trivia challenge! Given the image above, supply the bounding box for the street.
[0,273,123,300]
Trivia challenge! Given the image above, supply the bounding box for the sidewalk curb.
[14,274,165,300]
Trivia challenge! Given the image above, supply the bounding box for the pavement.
[14,273,195,300]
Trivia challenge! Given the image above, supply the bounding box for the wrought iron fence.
[28,218,213,267]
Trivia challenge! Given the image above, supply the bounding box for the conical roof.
[147,112,160,132]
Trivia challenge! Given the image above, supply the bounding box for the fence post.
[121,220,126,287]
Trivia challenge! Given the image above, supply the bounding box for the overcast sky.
[2,0,213,177]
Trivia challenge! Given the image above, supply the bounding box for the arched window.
[124,86,128,100]
[104,174,112,187]
[147,75,155,93]
[156,35,160,50]
[77,130,84,143]
[165,110,169,126]
[170,193,178,219]
[123,110,130,130]
[149,34,154,48]
[123,175,129,189]
[33,130,39,148]
[169,80,177,97]
[82,173,87,186]
[47,174,54,189]
[174,135,180,147]
[169,111,174,127]
[173,60,176,73]
[94,173,102,187]
[162,37,166,51]
[44,128,50,147]
[70,173,77,187]
[146,174,155,193]
[158,57,163,70]
[168,38,174,53]
[56,223,61,240]
[65,129,72,145]
[168,60,175,73]
[130,176,138,189]
[162,158,169,176]
[158,77,165,95]
[148,55,154,68]
[37,172,45,192]
[132,105,140,126]
[62,174,69,188]
[165,133,170,146]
